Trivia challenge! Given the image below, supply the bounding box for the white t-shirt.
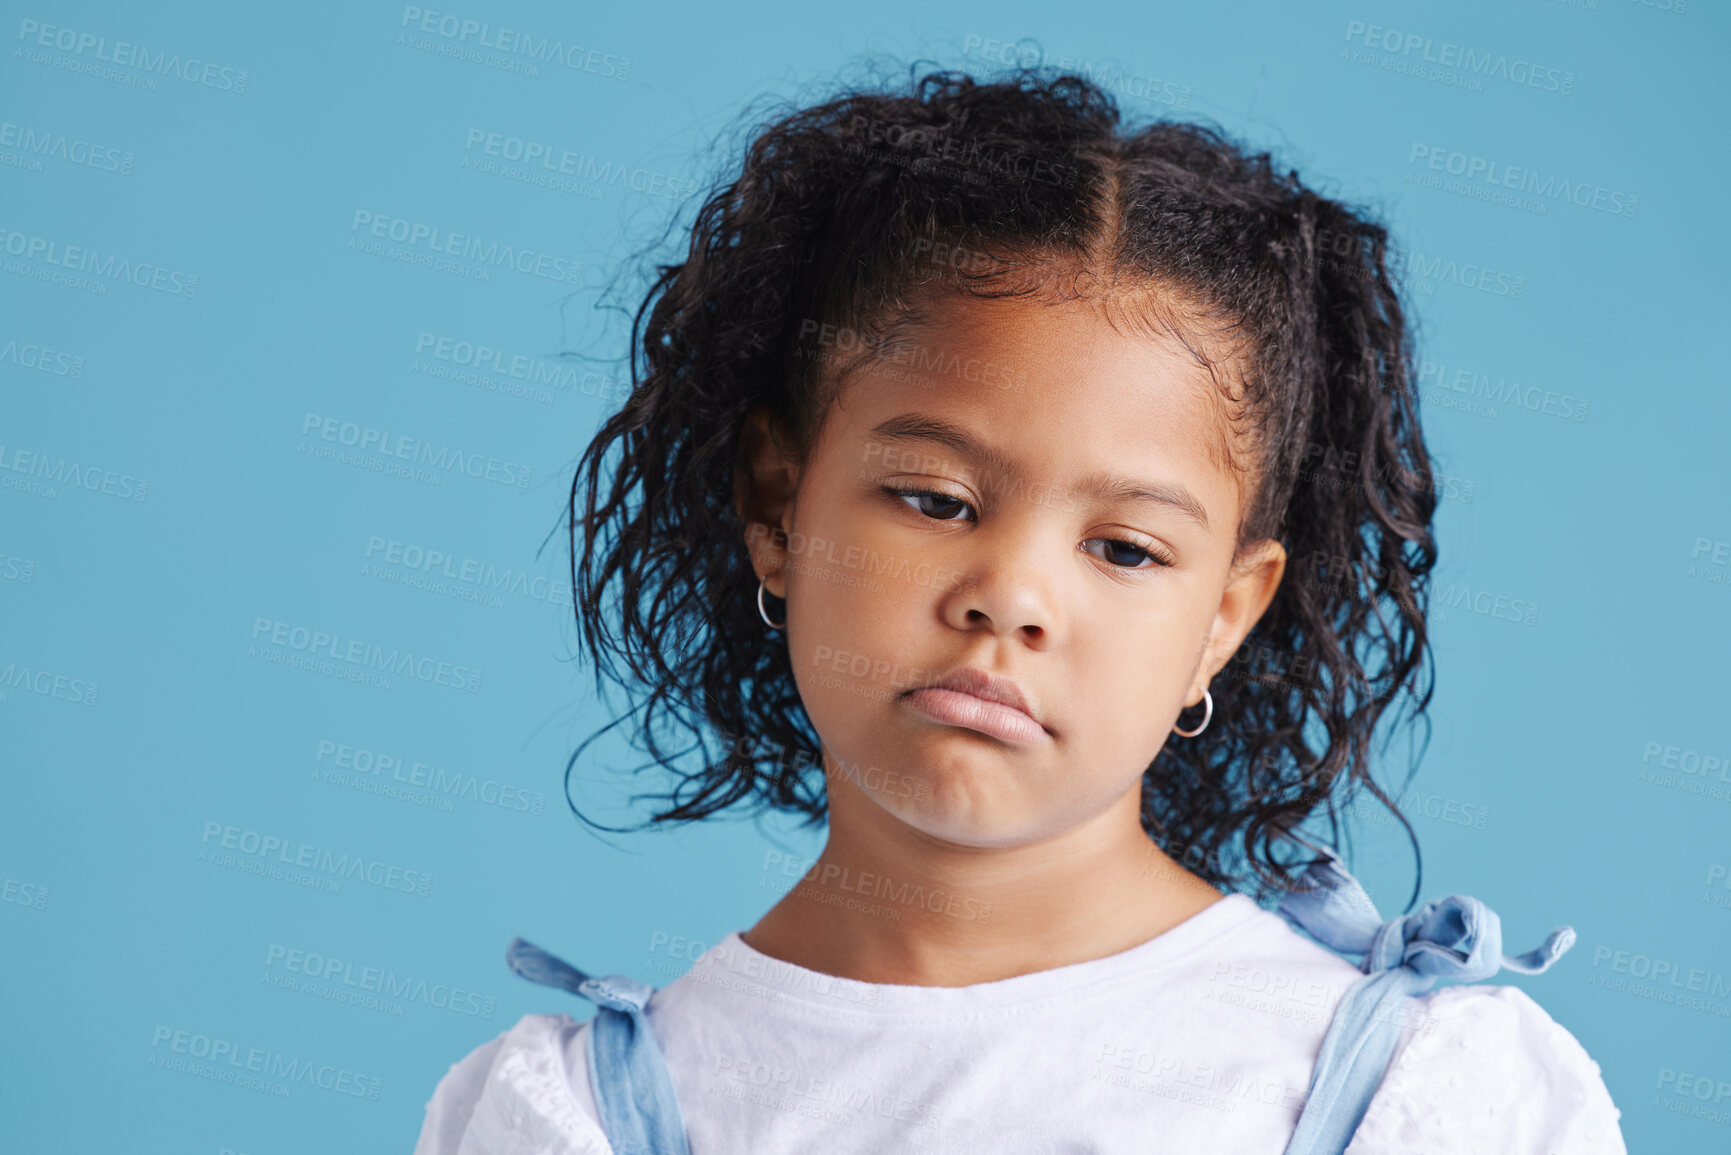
[413,893,1626,1154]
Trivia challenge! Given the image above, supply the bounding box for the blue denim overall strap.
[1273,848,1576,1155]
[504,937,692,1155]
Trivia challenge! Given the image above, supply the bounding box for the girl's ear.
[1185,538,1288,704]
[735,406,801,599]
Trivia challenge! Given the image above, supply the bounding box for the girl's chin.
[865,789,1050,851]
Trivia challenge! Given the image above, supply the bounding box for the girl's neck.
[740,786,1224,988]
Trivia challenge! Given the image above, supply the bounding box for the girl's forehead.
[823,293,1251,526]
[832,290,1249,486]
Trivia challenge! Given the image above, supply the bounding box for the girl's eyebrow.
[865,412,1211,531]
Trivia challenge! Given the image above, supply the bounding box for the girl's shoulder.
[1347,983,1627,1154]
[413,1012,613,1155]
[410,936,1627,1154]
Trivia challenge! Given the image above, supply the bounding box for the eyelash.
[884,486,1177,570]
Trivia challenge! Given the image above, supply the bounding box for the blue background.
[3,0,1727,1151]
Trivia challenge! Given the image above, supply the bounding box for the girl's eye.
[888,486,1175,570]
[890,487,975,522]
[1083,538,1176,570]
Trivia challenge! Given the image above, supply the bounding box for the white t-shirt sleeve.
[411,1013,615,1155]
[1346,983,1627,1154]
[413,1028,510,1155]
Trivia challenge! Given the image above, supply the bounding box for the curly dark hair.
[564,64,1439,907]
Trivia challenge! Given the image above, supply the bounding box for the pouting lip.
[902,667,1047,732]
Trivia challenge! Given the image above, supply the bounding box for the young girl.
[414,69,1625,1154]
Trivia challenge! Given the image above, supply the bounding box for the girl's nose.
[935,531,1063,646]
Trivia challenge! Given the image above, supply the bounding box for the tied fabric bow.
[1274,846,1576,1155]
[505,937,694,1155]
[1277,845,1577,983]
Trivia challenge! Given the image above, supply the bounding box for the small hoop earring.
[756,576,786,630]
[1174,688,1212,738]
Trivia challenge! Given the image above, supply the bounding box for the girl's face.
[741,289,1286,850]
